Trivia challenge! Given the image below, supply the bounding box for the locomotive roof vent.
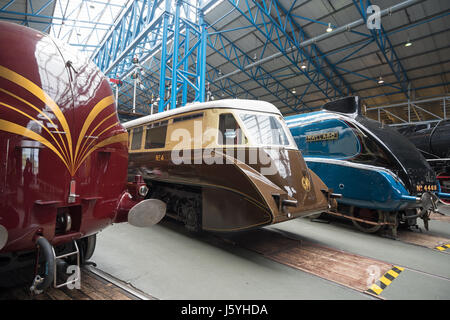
[323,96,361,117]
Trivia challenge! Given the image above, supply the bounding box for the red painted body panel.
[0,22,129,253]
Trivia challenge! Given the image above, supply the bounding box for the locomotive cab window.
[131,127,143,150]
[145,121,168,149]
[239,113,290,146]
[218,113,245,145]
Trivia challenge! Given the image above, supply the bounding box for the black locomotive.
[399,119,450,194]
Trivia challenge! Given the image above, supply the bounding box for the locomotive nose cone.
[0,225,8,251]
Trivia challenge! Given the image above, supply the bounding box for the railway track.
[205,216,450,299]
[397,230,450,253]
[2,214,449,300]
[0,266,154,300]
[217,229,391,298]
[308,211,450,253]
[430,212,450,223]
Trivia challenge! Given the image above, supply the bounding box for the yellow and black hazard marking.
[435,244,450,251]
[367,266,404,296]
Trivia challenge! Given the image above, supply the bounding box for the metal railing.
[366,95,449,126]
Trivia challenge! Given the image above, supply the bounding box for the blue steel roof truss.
[224,0,352,104]
[352,0,411,99]
[1,0,448,120]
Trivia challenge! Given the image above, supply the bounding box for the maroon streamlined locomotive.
[0,22,165,293]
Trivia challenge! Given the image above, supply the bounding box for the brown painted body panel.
[128,147,330,231]
[0,22,129,253]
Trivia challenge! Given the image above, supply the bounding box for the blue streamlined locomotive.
[285,96,450,236]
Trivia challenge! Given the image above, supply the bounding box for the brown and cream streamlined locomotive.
[125,99,338,232]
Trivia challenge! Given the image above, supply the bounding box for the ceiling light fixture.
[377,76,384,84]
[326,23,333,33]
[301,63,307,69]
[292,88,296,94]
[405,39,412,47]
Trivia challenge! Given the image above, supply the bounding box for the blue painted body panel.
[305,159,414,211]
[289,117,360,160]
[286,112,450,211]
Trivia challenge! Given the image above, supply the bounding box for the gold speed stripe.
[0,119,70,171]
[77,112,117,164]
[0,65,74,172]
[0,101,70,166]
[367,266,404,296]
[74,132,127,173]
[74,95,115,164]
[75,121,119,170]
[435,244,450,251]
[0,87,70,163]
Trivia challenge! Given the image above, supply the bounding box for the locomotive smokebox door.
[128,199,167,227]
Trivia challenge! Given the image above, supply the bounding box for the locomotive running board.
[325,210,394,226]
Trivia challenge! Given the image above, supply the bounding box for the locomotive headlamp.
[68,180,79,204]
[138,185,149,197]
[56,212,72,234]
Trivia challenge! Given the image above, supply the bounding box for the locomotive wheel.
[184,204,201,233]
[77,234,97,263]
[349,207,383,233]
[176,199,187,220]
[65,234,96,265]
